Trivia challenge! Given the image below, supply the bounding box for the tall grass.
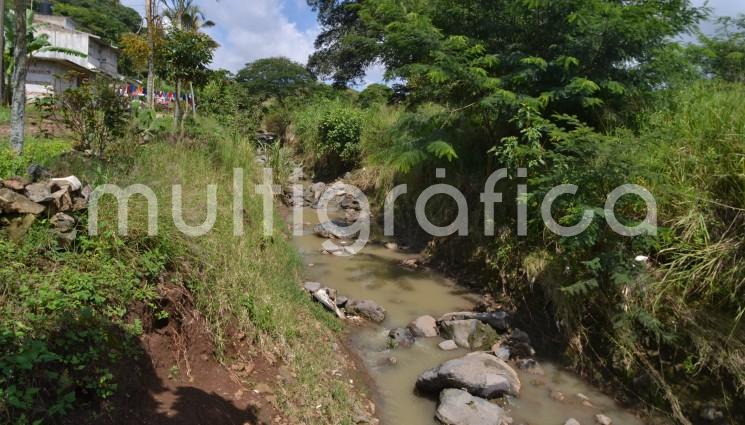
[79,118,367,424]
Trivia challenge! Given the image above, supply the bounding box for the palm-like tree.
[160,0,215,31]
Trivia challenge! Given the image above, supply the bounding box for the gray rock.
[439,311,510,332]
[346,299,386,323]
[439,340,459,351]
[24,182,53,203]
[416,352,521,398]
[565,420,581,425]
[340,195,361,210]
[27,164,50,182]
[408,315,438,337]
[440,320,499,350]
[51,176,82,192]
[492,344,511,361]
[388,328,416,348]
[50,213,76,233]
[0,188,45,215]
[303,282,322,293]
[435,388,505,425]
[509,328,531,345]
[595,414,612,425]
[336,296,349,308]
[314,220,359,239]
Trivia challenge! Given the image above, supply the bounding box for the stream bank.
[282,180,650,425]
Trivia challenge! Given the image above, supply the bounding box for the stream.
[289,205,647,425]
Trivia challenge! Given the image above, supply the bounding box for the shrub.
[293,99,364,178]
[59,77,129,156]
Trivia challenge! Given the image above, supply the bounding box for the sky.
[122,0,745,86]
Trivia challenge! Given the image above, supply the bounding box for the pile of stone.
[0,171,91,243]
[382,309,554,425]
[302,281,386,323]
[285,181,366,222]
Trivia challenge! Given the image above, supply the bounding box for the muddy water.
[291,208,646,425]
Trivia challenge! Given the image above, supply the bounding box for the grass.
[0,138,72,178]
[0,106,9,126]
[60,117,367,424]
[1,117,367,424]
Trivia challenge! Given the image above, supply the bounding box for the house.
[26,14,122,98]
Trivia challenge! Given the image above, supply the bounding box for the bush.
[59,77,129,156]
[293,99,363,178]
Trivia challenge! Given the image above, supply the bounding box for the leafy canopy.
[157,29,216,86]
[51,0,142,44]
[236,57,317,102]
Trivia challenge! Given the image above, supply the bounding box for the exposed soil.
[68,283,285,425]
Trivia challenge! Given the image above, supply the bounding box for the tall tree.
[146,0,156,108]
[158,28,215,134]
[0,0,5,105]
[236,57,316,103]
[160,0,215,114]
[10,0,28,155]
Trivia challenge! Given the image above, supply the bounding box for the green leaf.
[426,140,459,161]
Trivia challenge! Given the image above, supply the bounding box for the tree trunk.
[0,0,6,105]
[10,0,28,155]
[173,79,181,132]
[145,0,155,109]
[189,81,196,116]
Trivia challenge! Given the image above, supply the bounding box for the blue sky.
[122,0,745,85]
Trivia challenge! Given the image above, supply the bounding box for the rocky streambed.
[285,179,648,425]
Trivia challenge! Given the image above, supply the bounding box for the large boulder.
[0,188,45,215]
[440,319,499,350]
[416,352,521,398]
[408,315,438,337]
[346,299,386,323]
[438,311,510,332]
[435,389,506,425]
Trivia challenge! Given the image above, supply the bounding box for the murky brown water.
[291,208,647,425]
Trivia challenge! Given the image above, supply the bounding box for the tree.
[157,28,215,132]
[161,0,215,31]
[307,0,704,159]
[307,0,373,87]
[160,0,216,114]
[9,0,28,155]
[691,15,745,82]
[357,83,393,108]
[51,0,141,44]
[236,57,316,103]
[0,0,5,104]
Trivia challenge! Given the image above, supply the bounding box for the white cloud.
[200,0,319,72]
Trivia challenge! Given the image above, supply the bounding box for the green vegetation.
[51,0,142,44]
[190,1,741,422]
[1,117,367,424]
[0,138,71,177]
[236,57,318,103]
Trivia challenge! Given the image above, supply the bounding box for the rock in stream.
[416,352,521,398]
